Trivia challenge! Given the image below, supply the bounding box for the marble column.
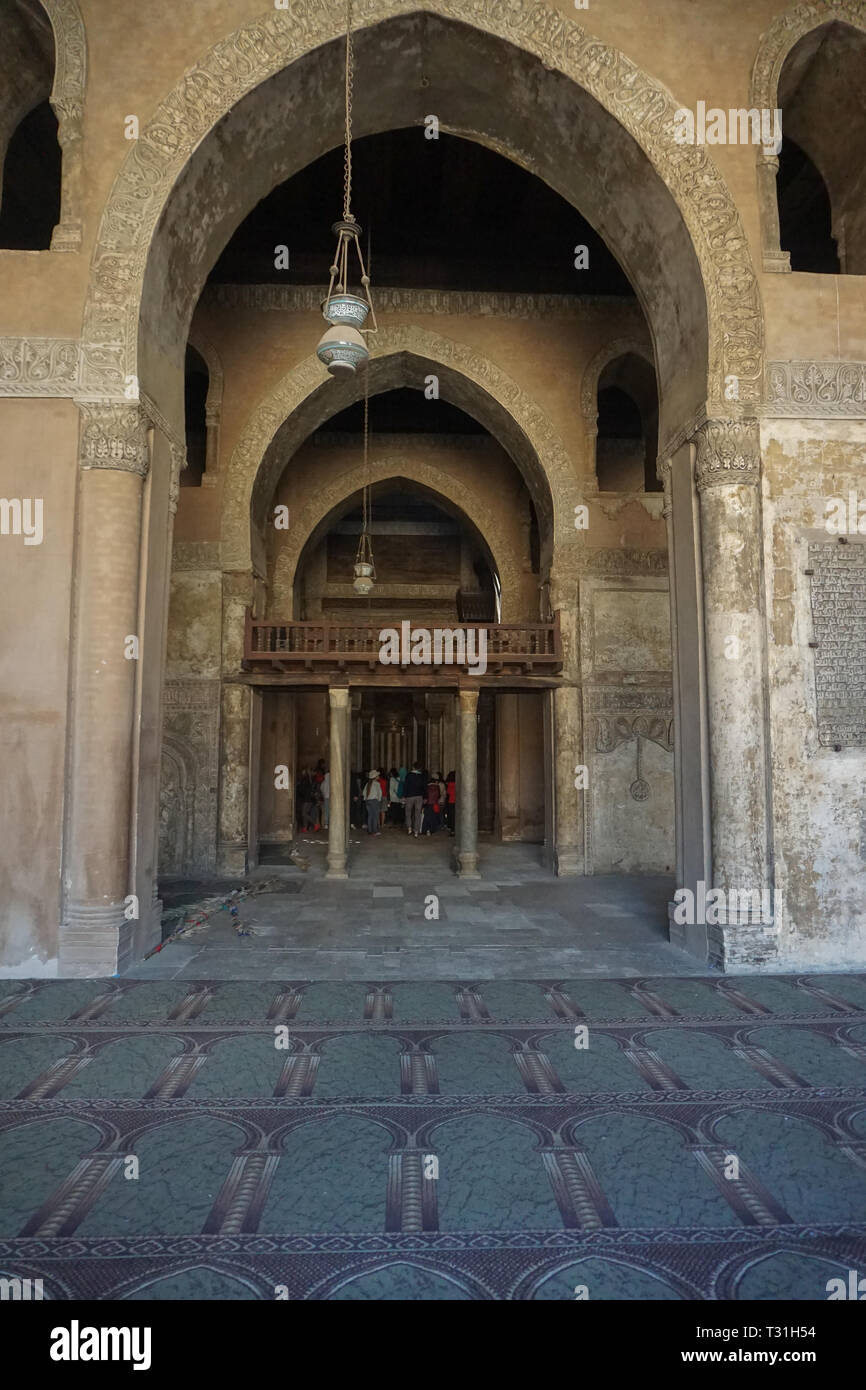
[60,402,149,975]
[695,418,775,966]
[326,687,350,878]
[455,688,481,878]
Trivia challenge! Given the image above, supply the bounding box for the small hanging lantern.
[352,385,376,594]
[317,2,377,377]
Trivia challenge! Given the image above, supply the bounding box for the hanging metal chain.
[362,380,369,537]
[343,0,354,222]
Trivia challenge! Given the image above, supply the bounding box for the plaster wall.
[0,399,76,972]
[760,418,866,967]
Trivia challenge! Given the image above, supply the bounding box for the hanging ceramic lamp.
[317,3,377,377]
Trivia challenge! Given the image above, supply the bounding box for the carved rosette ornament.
[77,401,150,477]
[694,419,761,492]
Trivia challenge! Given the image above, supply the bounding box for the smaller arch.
[0,0,87,250]
[580,339,656,492]
[187,324,224,486]
[222,327,578,579]
[274,465,523,622]
[752,3,866,273]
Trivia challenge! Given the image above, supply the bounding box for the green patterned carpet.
[1,974,865,1299]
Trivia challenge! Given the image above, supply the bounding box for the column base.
[456,851,481,879]
[707,920,779,972]
[217,842,247,875]
[667,900,708,962]
[325,859,349,880]
[59,902,135,978]
[554,846,583,877]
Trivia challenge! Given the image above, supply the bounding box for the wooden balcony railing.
[243,610,562,676]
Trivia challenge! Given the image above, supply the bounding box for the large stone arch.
[221,325,576,576]
[272,462,525,622]
[79,0,763,442]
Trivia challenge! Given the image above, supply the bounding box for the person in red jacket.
[422,774,443,835]
[444,770,456,835]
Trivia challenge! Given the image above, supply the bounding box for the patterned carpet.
[1,974,866,1300]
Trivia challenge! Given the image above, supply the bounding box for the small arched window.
[759,20,866,274]
[594,353,659,493]
[183,346,209,487]
[0,2,62,250]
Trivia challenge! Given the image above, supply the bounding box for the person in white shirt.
[364,769,382,835]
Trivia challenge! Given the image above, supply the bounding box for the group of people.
[296,760,330,831]
[353,764,456,838]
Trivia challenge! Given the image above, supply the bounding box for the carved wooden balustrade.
[243,610,562,677]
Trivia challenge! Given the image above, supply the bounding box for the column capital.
[77,399,150,478]
[457,687,479,712]
[693,418,760,492]
[329,685,351,709]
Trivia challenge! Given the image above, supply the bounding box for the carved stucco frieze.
[204,282,648,324]
[694,418,761,491]
[80,0,763,404]
[765,361,866,416]
[0,338,80,393]
[581,547,669,576]
[77,400,150,476]
[594,712,674,754]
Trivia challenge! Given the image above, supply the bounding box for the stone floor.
[1,972,865,1299]
[132,834,699,981]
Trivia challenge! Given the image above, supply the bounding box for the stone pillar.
[695,419,775,966]
[326,687,350,878]
[497,693,521,840]
[49,99,84,252]
[217,571,255,873]
[246,688,263,870]
[549,566,584,876]
[202,404,221,486]
[757,149,791,274]
[60,402,149,975]
[455,688,480,878]
[659,459,684,887]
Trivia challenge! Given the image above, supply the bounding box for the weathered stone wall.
[760,418,866,967]
[579,550,675,875]
[0,399,77,972]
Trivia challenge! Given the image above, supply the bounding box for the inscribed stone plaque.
[808,541,866,747]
